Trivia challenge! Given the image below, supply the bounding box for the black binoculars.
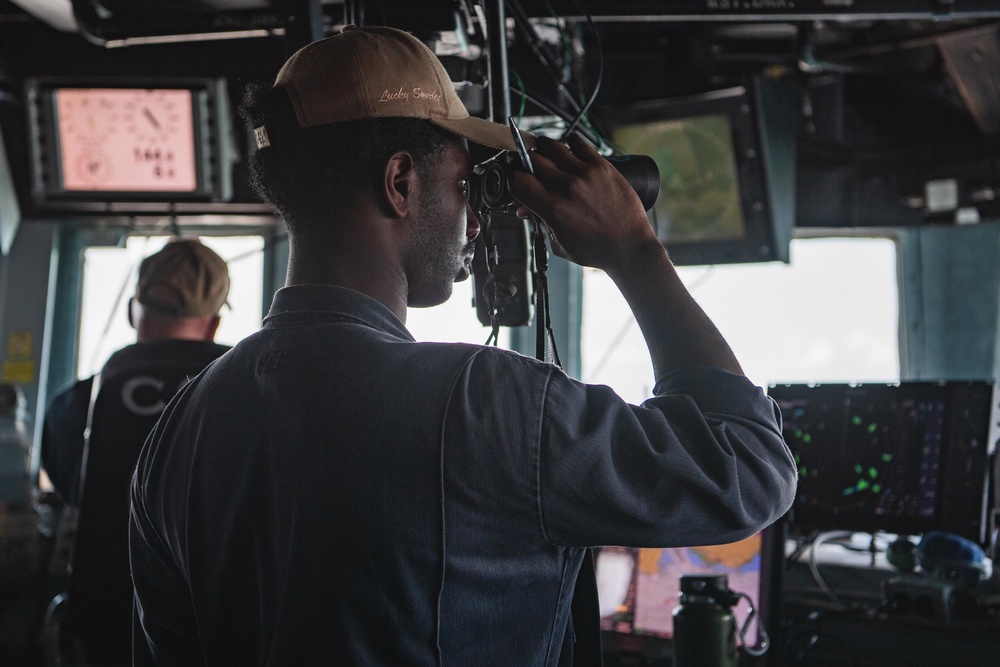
[468,148,660,328]
[465,150,660,216]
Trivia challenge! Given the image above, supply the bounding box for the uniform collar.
[264,284,414,342]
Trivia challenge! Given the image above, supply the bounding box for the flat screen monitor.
[599,80,795,266]
[596,526,781,664]
[26,77,232,203]
[768,381,998,545]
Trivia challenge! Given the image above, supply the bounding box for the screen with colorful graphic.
[596,530,774,653]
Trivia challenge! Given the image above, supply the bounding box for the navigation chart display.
[597,533,764,644]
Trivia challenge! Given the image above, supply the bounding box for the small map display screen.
[613,113,745,244]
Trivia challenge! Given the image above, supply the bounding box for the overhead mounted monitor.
[0,122,20,255]
[598,79,796,266]
[26,78,232,204]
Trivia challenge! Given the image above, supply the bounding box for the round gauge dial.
[55,87,198,192]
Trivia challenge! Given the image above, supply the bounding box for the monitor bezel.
[598,85,783,267]
[767,381,997,546]
[25,77,232,204]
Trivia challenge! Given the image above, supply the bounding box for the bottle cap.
[679,574,738,606]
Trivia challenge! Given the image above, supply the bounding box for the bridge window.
[581,237,900,403]
[407,280,510,347]
[77,235,265,378]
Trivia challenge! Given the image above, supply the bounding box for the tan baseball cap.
[136,239,230,318]
[271,25,531,152]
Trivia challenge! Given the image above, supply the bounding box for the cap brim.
[432,116,536,153]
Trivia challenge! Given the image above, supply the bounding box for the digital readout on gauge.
[54,88,198,192]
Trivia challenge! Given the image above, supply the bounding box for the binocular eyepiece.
[465,151,660,215]
[468,137,661,329]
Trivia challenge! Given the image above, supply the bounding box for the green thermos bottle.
[672,574,739,667]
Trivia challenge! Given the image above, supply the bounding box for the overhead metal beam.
[539,0,1000,21]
